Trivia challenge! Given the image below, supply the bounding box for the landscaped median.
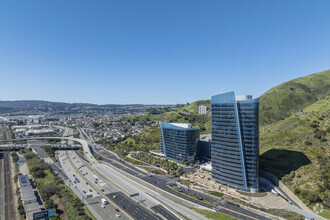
[194,208,237,220]
[168,186,219,207]
[21,148,95,220]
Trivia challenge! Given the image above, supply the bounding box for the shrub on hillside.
[307,192,321,203]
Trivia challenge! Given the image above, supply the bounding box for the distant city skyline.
[0,1,329,104]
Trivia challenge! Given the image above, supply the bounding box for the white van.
[271,188,279,196]
[101,198,108,204]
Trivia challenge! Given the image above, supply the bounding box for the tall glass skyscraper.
[211,91,259,193]
[160,122,200,163]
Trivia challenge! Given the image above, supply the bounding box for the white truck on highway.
[101,198,108,205]
[93,174,99,181]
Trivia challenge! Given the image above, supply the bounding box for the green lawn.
[207,191,223,198]
[124,156,151,166]
[194,208,237,220]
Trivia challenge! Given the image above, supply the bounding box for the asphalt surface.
[151,205,180,220]
[92,146,270,220]
[107,192,161,220]
[58,150,130,220]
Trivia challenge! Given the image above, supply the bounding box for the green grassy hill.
[259,70,330,218]
[114,101,212,155]
[175,100,211,114]
[114,70,330,217]
[259,70,330,125]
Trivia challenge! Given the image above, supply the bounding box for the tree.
[177,166,183,176]
[11,152,19,163]
[35,169,46,178]
[307,192,321,203]
[41,185,59,197]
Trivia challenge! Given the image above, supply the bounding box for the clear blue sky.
[0,0,329,104]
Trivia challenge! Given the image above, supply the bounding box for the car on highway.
[115,209,119,212]
[86,182,89,185]
[115,213,121,218]
[89,189,92,192]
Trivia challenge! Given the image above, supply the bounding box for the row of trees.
[22,149,92,220]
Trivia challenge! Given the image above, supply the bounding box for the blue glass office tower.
[160,122,200,163]
[211,91,259,193]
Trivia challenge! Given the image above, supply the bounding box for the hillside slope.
[259,70,330,125]
[259,70,330,218]
[175,100,211,114]
[114,101,212,155]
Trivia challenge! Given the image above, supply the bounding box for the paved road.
[151,205,180,220]
[1,133,270,219]
[93,147,269,220]
[58,151,130,220]
[107,192,160,220]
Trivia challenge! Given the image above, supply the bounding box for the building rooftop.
[169,123,192,128]
[200,134,211,141]
[160,122,199,130]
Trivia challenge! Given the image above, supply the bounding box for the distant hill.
[175,100,211,114]
[259,70,330,125]
[0,100,169,115]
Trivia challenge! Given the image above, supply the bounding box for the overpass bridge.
[0,143,81,151]
[0,137,86,151]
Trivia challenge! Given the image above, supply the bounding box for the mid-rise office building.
[211,91,259,193]
[160,122,200,163]
[199,105,207,114]
[196,134,212,161]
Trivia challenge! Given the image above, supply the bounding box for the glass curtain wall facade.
[160,122,200,163]
[211,91,259,193]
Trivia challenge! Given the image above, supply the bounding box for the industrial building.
[18,175,44,220]
[211,91,259,193]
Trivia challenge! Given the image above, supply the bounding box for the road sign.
[48,208,56,217]
[130,193,139,197]
[33,210,48,219]
[33,208,57,219]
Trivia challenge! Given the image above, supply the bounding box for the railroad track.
[4,152,16,220]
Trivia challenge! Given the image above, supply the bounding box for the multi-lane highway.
[58,150,132,220]
[77,127,268,220]
[92,146,268,220]
[1,128,271,220]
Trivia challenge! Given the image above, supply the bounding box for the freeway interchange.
[0,129,271,220]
